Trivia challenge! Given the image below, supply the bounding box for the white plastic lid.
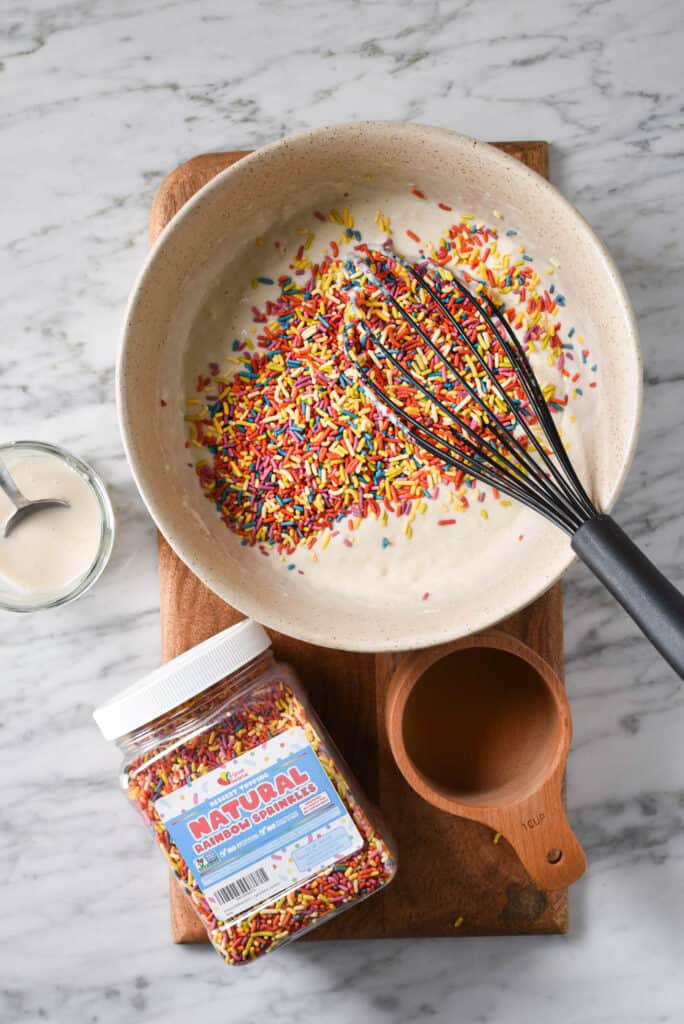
[93,619,271,741]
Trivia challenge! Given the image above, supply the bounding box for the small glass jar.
[94,620,396,965]
[0,440,114,612]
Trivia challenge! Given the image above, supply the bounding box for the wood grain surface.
[149,140,570,942]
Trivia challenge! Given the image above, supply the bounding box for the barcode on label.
[213,867,269,905]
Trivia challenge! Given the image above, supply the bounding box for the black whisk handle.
[572,514,684,679]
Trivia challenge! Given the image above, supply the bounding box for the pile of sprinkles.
[126,676,396,965]
[183,193,597,559]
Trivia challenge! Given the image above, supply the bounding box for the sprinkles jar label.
[155,726,363,921]
[93,620,396,965]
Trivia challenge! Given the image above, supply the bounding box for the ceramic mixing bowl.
[118,122,641,651]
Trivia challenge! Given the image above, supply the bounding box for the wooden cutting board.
[151,141,570,941]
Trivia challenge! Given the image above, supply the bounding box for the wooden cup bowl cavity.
[385,630,586,890]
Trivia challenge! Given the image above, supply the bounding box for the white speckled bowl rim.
[117,122,642,651]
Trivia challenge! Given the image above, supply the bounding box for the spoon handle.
[0,457,29,511]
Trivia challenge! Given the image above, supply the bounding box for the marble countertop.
[2,1,683,1021]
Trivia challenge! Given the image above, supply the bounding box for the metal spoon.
[0,457,69,537]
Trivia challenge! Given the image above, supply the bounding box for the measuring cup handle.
[499,798,586,891]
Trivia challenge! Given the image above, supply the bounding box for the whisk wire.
[353,317,583,532]
[347,249,597,535]
[454,275,597,520]
[351,353,582,534]
[398,255,596,523]
[395,271,585,523]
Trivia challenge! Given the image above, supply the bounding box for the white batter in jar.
[0,442,114,610]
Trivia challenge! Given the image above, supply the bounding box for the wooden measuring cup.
[385,630,586,890]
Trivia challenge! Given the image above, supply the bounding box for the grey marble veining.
[1,0,683,1021]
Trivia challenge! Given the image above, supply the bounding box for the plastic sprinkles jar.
[93,620,396,965]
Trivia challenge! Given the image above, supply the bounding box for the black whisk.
[346,249,684,679]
